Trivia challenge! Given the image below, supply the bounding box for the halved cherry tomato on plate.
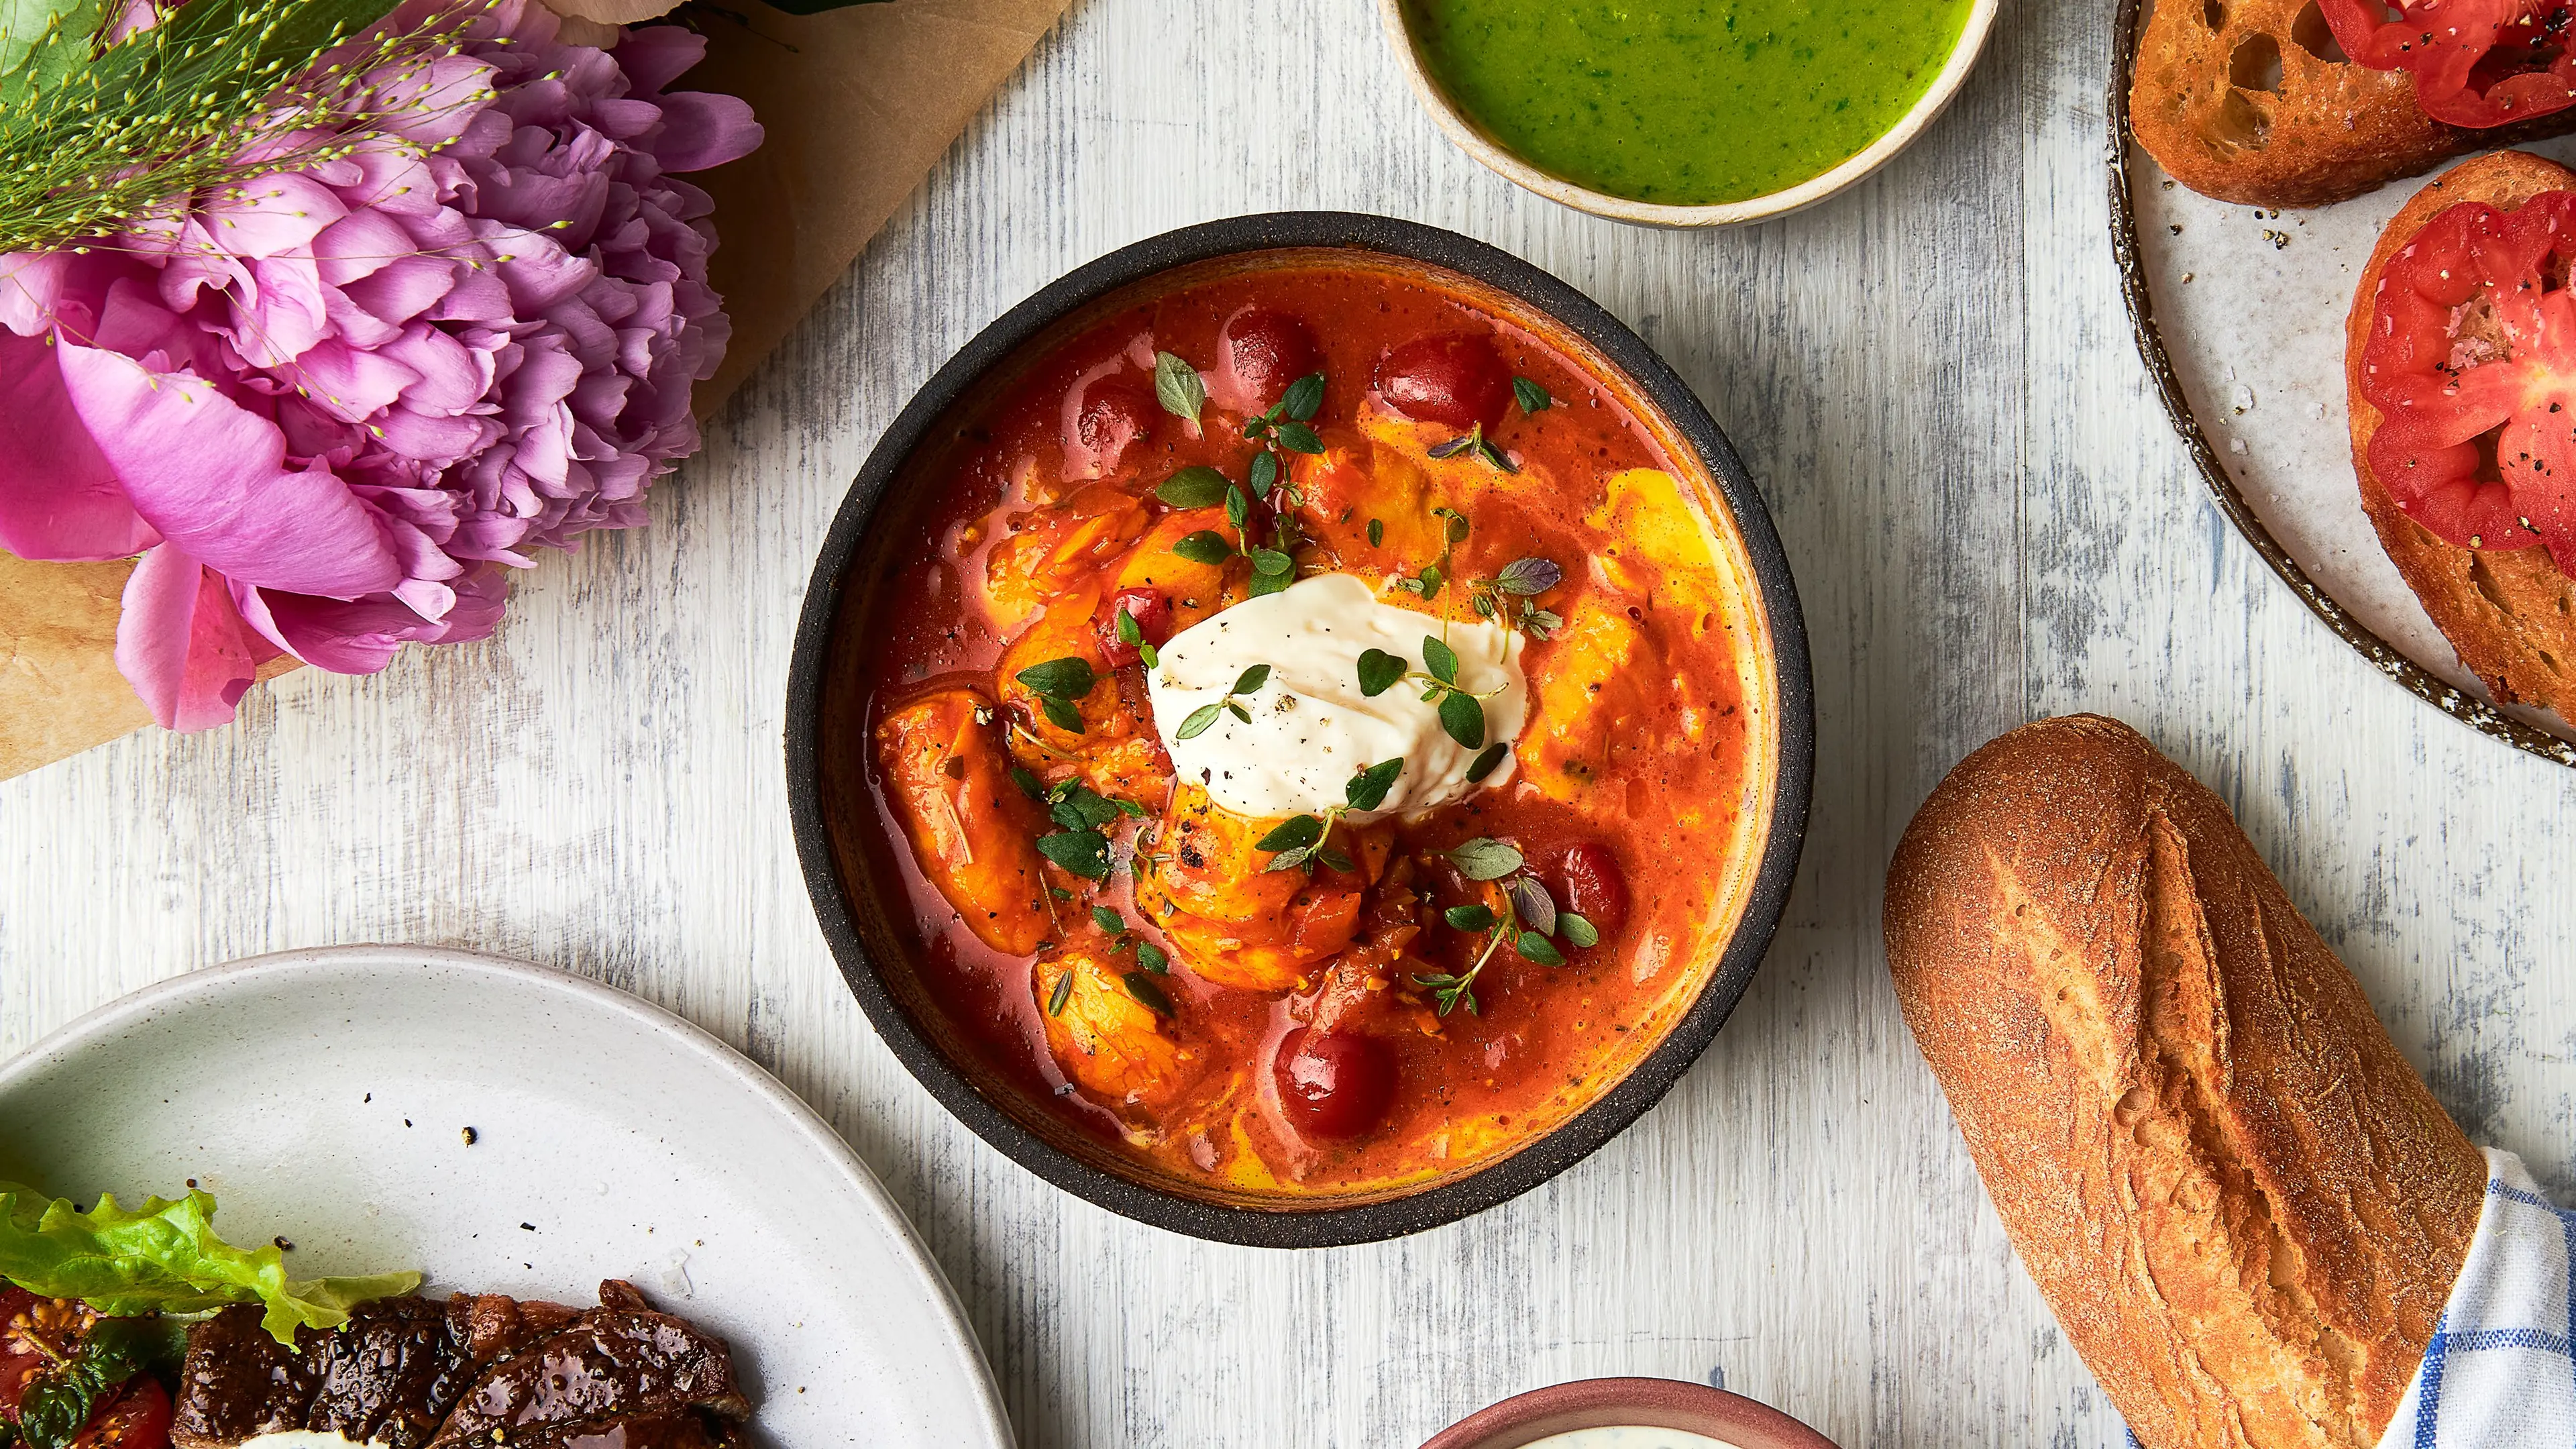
[70,1377,172,1449]
[2320,0,2576,128]
[2359,191,2576,569]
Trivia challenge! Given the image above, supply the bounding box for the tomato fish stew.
[859,256,1775,1197]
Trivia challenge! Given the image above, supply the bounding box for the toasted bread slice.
[2129,0,2576,207]
[2345,150,2576,722]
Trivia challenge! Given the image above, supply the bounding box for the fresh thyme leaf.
[1513,376,1552,413]
[1140,641,1161,669]
[1476,437,1518,474]
[1015,656,1097,700]
[1036,830,1112,879]
[1136,940,1169,973]
[1494,557,1563,596]
[1444,904,1496,932]
[1416,564,1445,599]
[1560,913,1600,949]
[1039,696,1085,734]
[1122,971,1175,1016]
[1470,594,1498,619]
[1345,757,1403,811]
[1156,466,1229,508]
[1090,906,1126,935]
[1407,971,1477,1018]
[1263,845,1313,874]
[1316,845,1354,873]
[1049,886,1075,902]
[1435,506,1470,544]
[1152,351,1205,423]
[1465,742,1510,783]
[1446,837,1524,880]
[1113,796,1149,818]
[1009,765,1047,800]
[1173,531,1235,566]
[1366,518,1385,547]
[1279,372,1326,422]
[1249,547,1295,577]
[1047,969,1073,1016]
[1248,568,1293,598]
[1114,608,1144,648]
[1436,690,1485,749]
[1224,484,1250,530]
[1521,608,1564,640]
[1516,931,1566,966]
[1256,814,1325,853]
[1232,664,1272,694]
[1248,449,1279,499]
[1049,786,1120,831]
[1274,420,1325,455]
[1226,700,1253,723]
[1506,875,1558,935]
[1427,434,1475,461]
[1175,702,1226,741]
[1356,649,1409,698]
[1421,635,1460,685]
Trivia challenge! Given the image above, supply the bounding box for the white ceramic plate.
[0,946,1012,1449]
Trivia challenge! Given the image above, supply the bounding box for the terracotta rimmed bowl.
[1421,1378,1841,1449]
[1375,0,2000,229]
[784,213,1814,1247]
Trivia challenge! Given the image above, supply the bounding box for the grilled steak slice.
[305,1297,474,1449]
[172,1306,321,1449]
[450,1293,584,1367]
[507,1411,735,1449]
[426,1293,746,1449]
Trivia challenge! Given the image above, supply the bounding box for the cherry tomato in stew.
[1375,333,1511,431]
[70,1376,172,1449]
[1065,374,1159,476]
[1215,307,1320,413]
[1552,843,1632,943]
[1273,1027,1397,1140]
[1097,588,1175,667]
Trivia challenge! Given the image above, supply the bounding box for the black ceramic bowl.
[786,213,1813,1246]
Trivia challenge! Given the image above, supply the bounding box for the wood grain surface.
[5,1,2574,1445]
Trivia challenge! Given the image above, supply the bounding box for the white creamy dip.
[1521,1430,1746,1449]
[1145,572,1527,819]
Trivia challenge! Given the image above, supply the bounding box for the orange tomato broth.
[853,251,1779,1203]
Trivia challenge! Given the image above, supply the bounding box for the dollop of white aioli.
[1147,572,1526,820]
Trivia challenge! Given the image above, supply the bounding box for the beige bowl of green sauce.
[1381,0,1999,227]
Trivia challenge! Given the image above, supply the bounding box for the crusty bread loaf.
[2346,150,2576,724]
[1884,716,2485,1449]
[2129,0,2576,207]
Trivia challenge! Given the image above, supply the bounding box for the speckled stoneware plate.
[2111,0,2576,767]
[0,945,1011,1449]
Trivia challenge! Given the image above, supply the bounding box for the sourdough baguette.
[2346,151,2576,723]
[1884,716,2485,1449]
[2129,0,2576,207]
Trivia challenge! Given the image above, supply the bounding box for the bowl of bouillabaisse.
[786,213,1812,1246]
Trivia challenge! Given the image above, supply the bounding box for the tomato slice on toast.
[2321,0,2576,127]
[2361,189,2576,568]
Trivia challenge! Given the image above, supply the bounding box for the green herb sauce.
[1405,0,1975,207]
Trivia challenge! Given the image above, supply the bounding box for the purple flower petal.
[115,544,266,730]
[651,93,763,173]
[0,332,157,560]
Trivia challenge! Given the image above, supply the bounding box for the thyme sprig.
[1258,758,1402,876]
[1409,837,1596,1015]
[1174,663,1270,741]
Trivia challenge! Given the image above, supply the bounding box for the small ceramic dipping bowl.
[1421,1378,1839,1449]
[1377,0,2001,228]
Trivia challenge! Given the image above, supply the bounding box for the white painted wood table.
[7,1,2574,1444]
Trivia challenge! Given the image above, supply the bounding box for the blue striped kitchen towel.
[2377,1148,2576,1446]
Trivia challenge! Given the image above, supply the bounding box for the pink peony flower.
[0,0,759,729]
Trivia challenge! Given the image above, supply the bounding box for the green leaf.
[1506,875,1557,935]
[1091,906,1126,934]
[1249,547,1294,577]
[1560,913,1601,949]
[1521,608,1564,640]
[1226,700,1253,724]
[1135,940,1170,973]
[1356,649,1409,698]
[1113,795,1149,818]
[1516,931,1567,966]
[1175,701,1226,741]
[1140,642,1161,669]
[1421,635,1460,685]
[1232,664,1272,695]
[1248,568,1293,598]
[1279,372,1326,421]
[1428,433,1475,460]
[1446,837,1524,881]
[1274,421,1324,455]
[1444,904,1496,932]
[1173,531,1236,566]
[1416,564,1446,599]
[1009,765,1047,800]
[1047,968,1074,1016]
[1155,466,1229,508]
[1248,449,1279,500]
[1513,376,1552,414]
[0,1181,418,1347]
[1115,608,1143,648]
[1436,506,1472,544]
[1477,437,1519,474]
[1224,484,1250,530]
[1051,786,1120,829]
[1315,845,1354,873]
[1014,656,1097,700]
[1122,972,1175,1016]
[1493,557,1563,596]
[1437,690,1485,749]
[1345,757,1403,812]
[1255,814,1325,853]
[1466,742,1510,783]
[1152,351,1205,423]
[1366,518,1385,548]
[1036,830,1112,879]
[1263,845,1314,874]
[1040,695,1086,735]
[0,0,94,86]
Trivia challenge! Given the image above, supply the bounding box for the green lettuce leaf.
[0,1181,419,1346]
